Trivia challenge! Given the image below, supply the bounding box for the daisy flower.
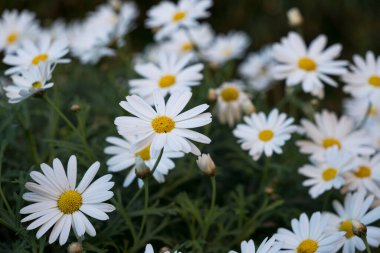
[145,0,212,41]
[344,154,380,197]
[104,135,183,188]
[272,32,347,97]
[275,212,344,253]
[0,9,39,52]
[203,31,250,66]
[344,97,380,127]
[325,191,380,253]
[20,155,115,245]
[114,91,212,157]
[343,51,380,101]
[297,110,375,161]
[299,147,357,199]
[228,236,282,253]
[4,62,54,103]
[129,52,204,104]
[233,109,297,160]
[3,34,70,75]
[144,244,181,253]
[215,81,251,126]
[239,46,275,91]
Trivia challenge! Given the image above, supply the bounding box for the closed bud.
[134,157,151,179]
[70,104,81,112]
[109,0,122,11]
[242,100,256,115]
[68,242,83,253]
[352,220,367,237]
[287,8,303,27]
[159,246,172,253]
[196,154,216,176]
[208,88,217,102]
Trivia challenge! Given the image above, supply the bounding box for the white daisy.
[239,46,275,91]
[104,135,183,188]
[272,32,347,97]
[366,125,380,150]
[344,154,380,197]
[0,9,39,53]
[215,81,251,126]
[233,109,297,160]
[145,0,212,41]
[3,62,54,103]
[275,212,344,253]
[343,51,380,101]
[344,97,380,127]
[325,191,380,253]
[129,52,204,104]
[299,147,357,199]
[20,155,115,245]
[144,244,181,253]
[297,110,375,161]
[228,236,282,253]
[114,91,212,157]
[3,34,70,75]
[203,31,250,66]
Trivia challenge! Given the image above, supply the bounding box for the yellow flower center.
[340,220,354,239]
[322,167,338,181]
[220,86,239,102]
[297,239,319,253]
[258,129,274,142]
[6,32,18,44]
[159,75,176,88]
[57,190,82,214]
[223,48,232,57]
[32,54,48,65]
[354,166,371,178]
[368,106,378,116]
[368,75,380,88]
[181,42,193,52]
[172,11,186,22]
[135,145,151,161]
[322,138,341,149]
[32,81,42,89]
[152,116,175,133]
[298,57,317,71]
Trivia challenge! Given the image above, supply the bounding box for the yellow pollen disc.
[135,145,151,161]
[220,86,239,102]
[6,32,18,44]
[340,220,354,239]
[172,11,186,22]
[354,166,371,178]
[258,129,274,142]
[57,190,82,214]
[152,116,175,133]
[368,106,378,116]
[32,54,48,65]
[322,167,338,181]
[368,75,380,88]
[298,57,317,71]
[159,75,176,88]
[322,138,341,149]
[297,239,318,253]
[181,42,193,52]
[223,48,232,57]
[32,81,42,89]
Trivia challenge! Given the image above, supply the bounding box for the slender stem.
[362,235,372,253]
[0,141,12,215]
[210,176,216,210]
[261,156,271,191]
[357,101,372,129]
[150,149,164,175]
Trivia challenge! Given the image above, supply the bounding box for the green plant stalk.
[357,101,372,129]
[210,176,216,211]
[362,235,372,253]
[261,156,271,191]
[0,141,12,215]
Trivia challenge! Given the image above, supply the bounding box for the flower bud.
[208,88,217,102]
[109,0,122,11]
[134,157,151,179]
[70,104,81,112]
[352,220,367,237]
[68,242,83,253]
[287,8,303,27]
[159,246,172,253]
[242,100,256,115]
[196,154,216,176]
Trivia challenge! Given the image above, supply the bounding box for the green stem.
[261,156,271,191]
[362,235,372,253]
[0,141,12,215]
[358,101,372,129]
[210,176,216,210]
[150,149,164,176]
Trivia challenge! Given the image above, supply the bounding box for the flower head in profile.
[275,212,344,253]
[3,33,70,75]
[4,62,54,103]
[215,81,251,126]
[233,109,297,160]
[299,146,357,199]
[104,135,183,188]
[343,51,380,102]
[130,52,204,104]
[145,0,212,41]
[0,9,39,52]
[115,91,212,157]
[272,32,347,97]
[297,110,375,161]
[228,236,282,253]
[325,191,380,253]
[20,155,115,245]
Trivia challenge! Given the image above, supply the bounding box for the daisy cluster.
[1,0,380,252]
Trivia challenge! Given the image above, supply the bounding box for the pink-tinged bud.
[287,8,303,27]
[196,154,216,176]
